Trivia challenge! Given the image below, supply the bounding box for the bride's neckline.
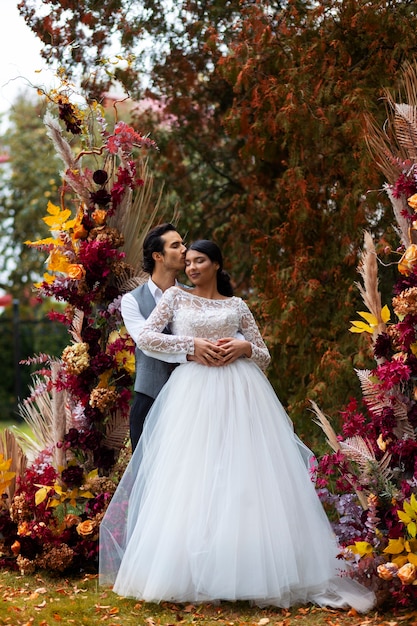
[178,287,232,301]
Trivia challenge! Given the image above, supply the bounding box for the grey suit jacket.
[130,283,177,398]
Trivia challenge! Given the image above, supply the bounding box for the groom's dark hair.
[142,223,177,274]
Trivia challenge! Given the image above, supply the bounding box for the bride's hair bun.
[217,269,233,297]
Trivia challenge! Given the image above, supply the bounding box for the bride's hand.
[215,337,251,364]
[191,337,227,366]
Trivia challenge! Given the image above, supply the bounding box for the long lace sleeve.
[238,299,271,371]
[136,288,194,355]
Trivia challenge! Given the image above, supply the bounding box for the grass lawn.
[0,571,415,626]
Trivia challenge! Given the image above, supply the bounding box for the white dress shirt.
[121,278,188,364]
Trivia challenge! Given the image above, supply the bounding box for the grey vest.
[131,283,177,398]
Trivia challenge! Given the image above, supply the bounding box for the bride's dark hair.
[188,240,234,297]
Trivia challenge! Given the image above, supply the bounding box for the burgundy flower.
[90,189,111,207]
[61,466,84,488]
[79,429,102,451]
[92,169,108,185]
[373,333,393,361]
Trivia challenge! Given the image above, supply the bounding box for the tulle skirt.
[99,360,375,612]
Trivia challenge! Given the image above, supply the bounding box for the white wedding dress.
[99,287,375,612]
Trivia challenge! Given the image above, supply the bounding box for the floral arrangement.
[312,63,417,609]
[0,78,160,574]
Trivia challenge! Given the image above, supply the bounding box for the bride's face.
[185,250,219,287]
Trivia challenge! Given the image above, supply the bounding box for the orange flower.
[73,224,88,240]
[398,244,417,275]
[92,208,107,226]
[64,514,81,528]
[377,562,398,581]
[408,193,417,210]
[17,521,30,536]
[11,540,21,555]
[76,519,96,537]
[397,562,416,584]
[67,264,86,280]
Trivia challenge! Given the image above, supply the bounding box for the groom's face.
[160,231,187,271]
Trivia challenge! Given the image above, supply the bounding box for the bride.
[99,240,375,612]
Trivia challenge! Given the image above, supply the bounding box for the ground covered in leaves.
[0,572,415,626]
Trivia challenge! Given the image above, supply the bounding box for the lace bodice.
[136,286,271,370]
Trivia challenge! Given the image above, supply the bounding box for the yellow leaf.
[347,541,373,556]
[403,501,416,519]
[0,454,12,472]
[86,469,99,480]
[349,320,373,333]
[411,493,417,514]
[408,521,417,538]
[358,311,378,325]
[398,510,412,524]
[35,486,50,506]
[79,491,94,499]
[392,554,409,567]
[25,236,60,247]
[381,304,391,323]
[383,538,406,554]
[408,552,417,566]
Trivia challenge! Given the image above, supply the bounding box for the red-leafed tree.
[16,0,417,438]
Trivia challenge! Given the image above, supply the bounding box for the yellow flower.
[398,244,417,275]
[115,350,135,375]
[349,305,390,334]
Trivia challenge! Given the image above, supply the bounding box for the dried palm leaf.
[340,435,376,470]
[117,272,148,294]
[355,369,415,439]
[310,402,369,509]
[309,401,341,452]
[68,309,84,344]
[17,372,68,468]
[0,428,27,500]
[44,111,77,171]
[393,102,417,159]
[103,409,129,451]
[364,61,417,182]
[385,187,411,247]
[364,114,406,183]
[108,158,164,274]
[378,450,393,481]
[355,232,386,336]
[355,369,386,415]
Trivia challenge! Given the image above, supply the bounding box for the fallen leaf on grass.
[258,619,270,625]
[34,599,46,610]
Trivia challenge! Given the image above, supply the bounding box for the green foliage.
[0,94,62,291]
[15,0,417,437]
[0,297,68,422]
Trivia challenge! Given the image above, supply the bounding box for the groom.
[122,223,225,451]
